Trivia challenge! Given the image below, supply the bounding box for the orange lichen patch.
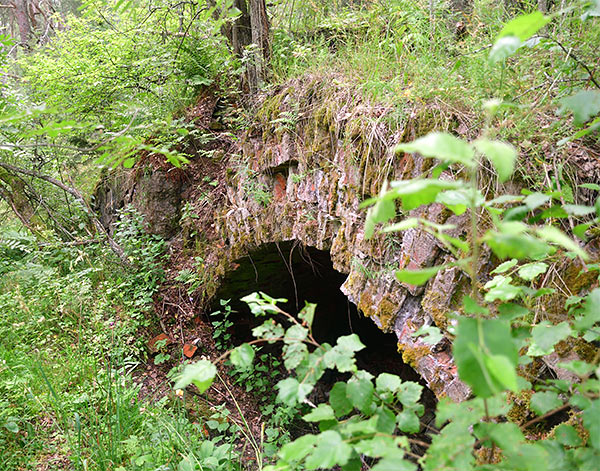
[183,344,198,358]
[148,333,172,352]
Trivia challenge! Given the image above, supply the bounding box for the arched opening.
[210,240,427,384]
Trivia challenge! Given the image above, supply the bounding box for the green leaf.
[484,354,519,392]
[397,382,423,406]
[395,132,475,167]
[276,378,313,406]
[527,321,572,356]
[425,422,475,470]
[491,259,518,274]
[554,424,583,447]
[174,360,216,393]
[122,157,136,168]
[524,192,551,210]
[518,262,548,281]
[382,218,419,233]
[4,421,19,433]
[583,400,600,449]
[536,226,588,261]
[489,36,521,63]
[389,179,465,211]
[230,343,255,369]
[563,204,596,216]
[376,373,402,396]
[397,408,420,433]
[485,230,551,260]
[574,288,600,331]
[580,183,600,191]
[396,265,444,286]
[560,90,600,126]
[298,302,316,328]
[453,317,519,398]
[283,342,308,370]
[436,188,484,215]
[303,404,335,423]
[305,431,352,469]
[498,303,529,321]
[346,376,375,414]
[365,182,396,239]
[530,391,562,415]
[330,382,353,417]
[284,324,308,344]
[484,275,523,302]
[411,325,444,345]
[279,435,317,462]
[474,139,517,182]
[498,11,550,41]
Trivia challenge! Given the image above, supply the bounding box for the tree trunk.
[248,0,270,89]
[11,0,32,46]
[0,167,45,233]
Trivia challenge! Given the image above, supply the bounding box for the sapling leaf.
[412,325,444,345]
[347,375,375,413]
[498,11,550,41]
[517,262,548,281]
[395,132,475,167]
[536,226,589,260]
[583,400,600,449]
[559,90,600,126]
[474,138,517,182]
[303,404,335,423]
[491,259,518,274]
[304,431,352,469]
[174,360,217,393]
[230,343,255,369]
[276,378,313,406]
[298,302,316,328]
[364,181,396,239]
[279,435,317,462]
[329,382,353,417]
[554,424,582,447]
[396,265,444,286]
[453,317,519,397]
[489,36,521,63]
[563,204,596,216]
[530,391,562,415]
[527,321,572,356]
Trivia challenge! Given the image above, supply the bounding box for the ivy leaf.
[303,404,335,423]
[305,431,352,470]
[474,139,517,182]
[396,265,444,286]
[276,378,313,406]
[230,343,255,369]
[329,382,353,417]
[517,262,548,281]
[174,360,216,393]
[376,373,402,395]
[453,317,519,398]
[530,391,562,415]
[395,132,475,167]
[527,321,572,356]
[284,325,308,344]
[560,90,600,126]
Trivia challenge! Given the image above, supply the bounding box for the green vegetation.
[1,0,599,470]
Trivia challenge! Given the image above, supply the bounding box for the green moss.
[397,343,431,368]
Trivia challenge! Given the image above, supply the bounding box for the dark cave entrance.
[210,241,428,385]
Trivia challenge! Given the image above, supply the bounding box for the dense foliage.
[0,0,599,470]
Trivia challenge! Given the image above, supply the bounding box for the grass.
[269,0,600,184]
[0,220,241,471]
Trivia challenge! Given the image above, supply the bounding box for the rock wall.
[97,76,598,403]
